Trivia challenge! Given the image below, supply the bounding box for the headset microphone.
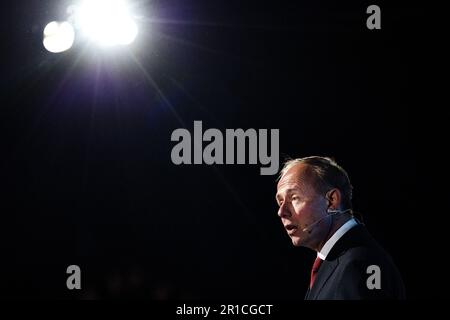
[301,209,351,233]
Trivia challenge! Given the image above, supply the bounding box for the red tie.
[310,257,323,289]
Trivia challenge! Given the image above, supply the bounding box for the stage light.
[71,0,138,46]
[43,21,75,53]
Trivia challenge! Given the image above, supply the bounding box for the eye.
[291,195,299,201]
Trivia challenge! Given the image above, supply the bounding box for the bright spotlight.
[43,21,75,53]
[72,0,138,46]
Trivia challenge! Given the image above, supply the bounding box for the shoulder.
[330,229,406,299]
[341,243,391,265]
[338,225,399,270]
[337,229,402,282]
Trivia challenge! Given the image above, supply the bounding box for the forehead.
[276,163,314,197]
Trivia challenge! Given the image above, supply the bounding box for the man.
[275,156,405,299]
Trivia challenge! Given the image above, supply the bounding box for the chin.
[291,236,302,247]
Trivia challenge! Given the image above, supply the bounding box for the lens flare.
[43,21,75,53]
[72,0,138,46]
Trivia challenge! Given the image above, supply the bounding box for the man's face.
[276,163,329,248]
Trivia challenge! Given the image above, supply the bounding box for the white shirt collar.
[317,218,358,260]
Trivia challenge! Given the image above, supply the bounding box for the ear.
[326,188,342,210]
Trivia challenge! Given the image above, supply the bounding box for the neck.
[315,214,352,253]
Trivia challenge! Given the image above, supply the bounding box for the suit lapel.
[305,224,365,300]
[307,258,339,300]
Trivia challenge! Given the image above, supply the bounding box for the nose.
[277,201,291,218]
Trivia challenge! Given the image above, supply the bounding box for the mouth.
[285,224,298,235]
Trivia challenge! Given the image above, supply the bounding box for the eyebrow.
[275,188,295,202]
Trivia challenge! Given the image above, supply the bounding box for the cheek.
[293,202,321,222]
[292,203,309,220]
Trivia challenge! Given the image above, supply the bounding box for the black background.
[0,0,435,299]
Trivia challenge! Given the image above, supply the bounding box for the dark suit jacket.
[305,224,406,300]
